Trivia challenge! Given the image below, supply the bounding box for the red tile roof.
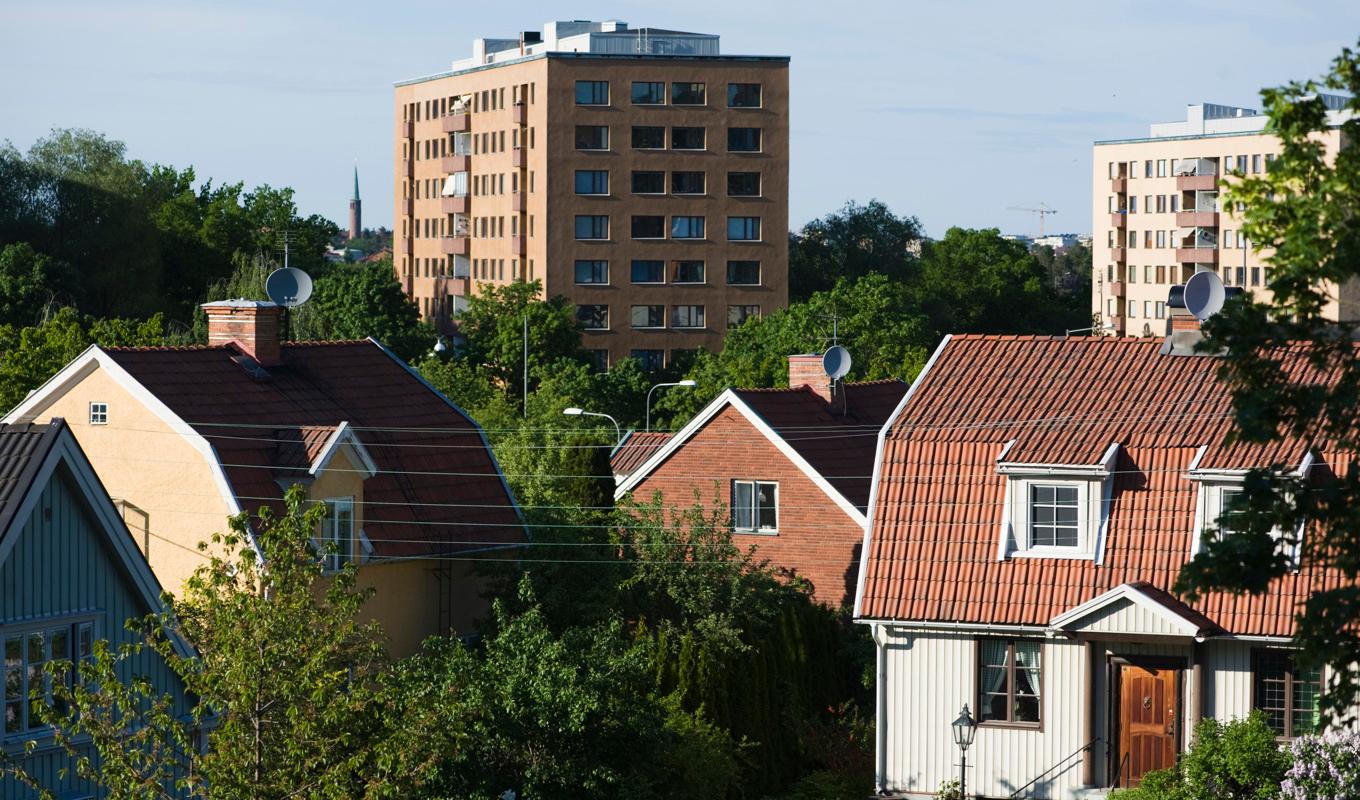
[857,335,1338,637]
[735,380,908,511]
[611,431,672,478]
[104,341,523,558]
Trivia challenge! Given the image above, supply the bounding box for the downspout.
[875,623,888,794]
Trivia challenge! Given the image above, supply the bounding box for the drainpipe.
[875,624,888,793]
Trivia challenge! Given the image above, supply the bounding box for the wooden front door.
[1117,663,1179,786]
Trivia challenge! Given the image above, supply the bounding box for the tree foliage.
[788,199,924,300]
[1173,40,1360,722]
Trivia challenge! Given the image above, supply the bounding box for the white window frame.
[732,479,778,534]
[1187,447,1309,567]
[996,442,1119,562]
[321,498,355,573]
[88,402,108,425]
[3,616,97,740]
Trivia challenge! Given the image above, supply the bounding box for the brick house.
[614,355,905,607]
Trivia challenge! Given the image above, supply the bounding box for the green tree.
[1031,241,1093,298]
[455,280,587,402]
[1172,41,1360,722]
[293,259,432,361]
[0,242,70,327]
[1110,714,1287,800]
[788,200,924,300]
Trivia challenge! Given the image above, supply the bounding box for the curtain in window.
[733,482,754,529]
[979,640,1009,721]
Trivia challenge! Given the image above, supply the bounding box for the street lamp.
[645,380,697,432]
[951,704,977,799]
[562,407,621,446]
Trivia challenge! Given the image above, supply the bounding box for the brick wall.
[629,404,863,608]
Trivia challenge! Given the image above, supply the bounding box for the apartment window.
[575,80,609,105]
[728,127,762,152]
[727,260,761,285]
[671,216,705,239]
[631,305,666,329]
[1156,230,1166,248]
[631,81,665,105]
[978,639,1041,725]
[1129,195,1137,214]
[574,170,609,195]
[4,619,94,735]
[1251,267,1261,287]
[727,217,761,241]
[727,304,760,328]
[574,260,608,285]
[1252,154,1262,174]
[727,172,761,197]
[1237,155,1248,173]
[732,480,777,532]
[671,82,706,105]
[672,305,705,329]
[1170,194,1179,212]
[1155,195,1166,214]
[1156,301,1166,319]
[1156,265,1166,283]
[630,349,666,372]
[728,82,762,108]
[1144,160,1153,178]
[577,304,609,330]
[631,215,666,240]
[587,349,608,373]
[1157,159,1167,177]
[1127,230,1136,248]
[1143,300,1153,319]
[575,215,609,240]
[88,402,108,425]
[673,260,705,283]
[575,125,609,150]
[1224,229,1234,249]
[322,498,354,572]
[671,127,706,150]
[630,260,665,284]
[1253,650,1322,738]
[632,171,665,194]
[632,126,666,149]
[671,171,705,195]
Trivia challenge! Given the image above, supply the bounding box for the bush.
[1281,730,1360,800]
[1109,713,1287,800]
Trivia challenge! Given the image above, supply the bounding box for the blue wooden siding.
[1,465,190,800]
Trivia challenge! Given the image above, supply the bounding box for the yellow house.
[3,300,524,658]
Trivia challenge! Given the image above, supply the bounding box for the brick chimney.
[788,354,834,402]
[202,300,284,366]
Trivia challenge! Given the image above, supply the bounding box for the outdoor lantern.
[951,704,977,751]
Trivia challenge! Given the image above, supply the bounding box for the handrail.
[1110,751,1130,789]
[1008,737,1102,799]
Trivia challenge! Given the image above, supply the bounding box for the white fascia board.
[853,335,952,620]
[1048,583,1205,637]
[996,462,1111,478]
[310,421,378,480]
[854,618,1049,635]
[613,389,736,500]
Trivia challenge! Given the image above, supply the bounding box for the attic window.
[88,402,108,425]
[995,442,1119,563]
[1030,485,1079,547]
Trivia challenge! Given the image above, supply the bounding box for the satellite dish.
[265,267,313,308]
[1183,270,1226,321]
[822,345,852,381]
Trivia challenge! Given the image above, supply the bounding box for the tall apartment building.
[393,20,790,370]
[1092,97,1352,336]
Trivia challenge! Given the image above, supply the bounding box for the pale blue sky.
[3,0,1356,238]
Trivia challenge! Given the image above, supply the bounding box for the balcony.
[441,154,470,173]
[1177,247,1219,265]
[1104,313,1126,334]
[512,103,527,125]
[1176,174,1217,192]
[1111,246,1126,262]
[441,195,468,214]
[511,191,526,212]
[401,158,413,176]
[512,147,526,168]
[1110,213,1127,229]
[1176,211,1219,228]
[401,120,413,138]
[440,235,469,256]
[1111,177,1127,193]
[1109,281,1125,298]
[399,198,412,216]
[441,113,470,133]
[511,236,526,255]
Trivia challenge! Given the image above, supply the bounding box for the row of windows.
[1108,153,1274,180]
[576,80,762,109]
[575,215,761,242]
[574,259,760,286]
[575,170,761,197]
[402,83,535,124]
[403,126,536,163]
[406,214,533,240]
[575,125,762,153]
[1110,194,1243,215]
[1109,228,1250,250]
[5,620,94,735]
[405,169,535,202]
[577,303,760,331]
[1106,263,1266,288]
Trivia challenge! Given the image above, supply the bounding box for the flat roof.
[395,51,790,87]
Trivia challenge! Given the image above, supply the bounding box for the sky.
[3,0,1357,239]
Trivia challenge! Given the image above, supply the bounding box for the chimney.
[202,300,284,366]
[788,354,833,402]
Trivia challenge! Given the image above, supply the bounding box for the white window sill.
[1009,547,1095,561]
[734,528,778,536]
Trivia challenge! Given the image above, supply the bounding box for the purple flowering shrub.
[1281,730,1360,800]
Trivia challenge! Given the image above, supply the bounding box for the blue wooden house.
[0,420,191,799]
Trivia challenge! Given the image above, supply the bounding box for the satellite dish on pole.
[266,267,313,308]
[822,345,852,381]
[1183,270,1226,321]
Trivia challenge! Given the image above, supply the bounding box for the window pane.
[1254,651,1289,735]
[632,171,665,194]
[575,170,608,194]
[733,482,754,529]
[672,82,705,105]
[672,171,705,194]
[631,216,665,239]
[673,261,704,283]
[632,126,665,149]
[631,81,665,104]
[672,127,705,150]
[728,82,762,107]
[575,80,608,105]
[727,261,760,285]
[727,172,760,196]
[575,260,607,284]
[631,261,664,283]
[728,127,761,152]
[757,482,777,529]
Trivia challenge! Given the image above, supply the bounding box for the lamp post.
[644,380,697,432]
[951,704,977,799]
[563,407,621,446]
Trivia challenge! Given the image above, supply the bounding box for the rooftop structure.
[450,20,721,72]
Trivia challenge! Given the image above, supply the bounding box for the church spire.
[353,164,360,202]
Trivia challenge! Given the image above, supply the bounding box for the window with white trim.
[88,402,108,425]
[732,480,777,533]
[322,498,355,572]
[4,619,94,736]
[1191,480,1301,566]
[1029,485,1079,547]
[997,447,1118,562]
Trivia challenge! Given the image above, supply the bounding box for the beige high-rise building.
[1092,98,1352,336]
[393,20,790,370]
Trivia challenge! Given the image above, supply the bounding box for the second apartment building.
[394,20,790,370]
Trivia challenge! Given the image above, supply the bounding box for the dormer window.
[1030,485,1079,547]
[1187,447,1311,566]
[995,442,1119,562]
[322,498,354,572]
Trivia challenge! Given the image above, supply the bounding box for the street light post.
[645,380,697,432]
[562,407,622,446]
[952,704,977,799]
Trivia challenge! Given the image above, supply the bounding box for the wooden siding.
[0,466,189,800]
[1067,598,1188,637]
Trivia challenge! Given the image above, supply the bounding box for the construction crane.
[1008,203,1058,238]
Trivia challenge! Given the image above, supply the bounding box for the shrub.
[1281,730,1360,800]
[1109,713,1287,800]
